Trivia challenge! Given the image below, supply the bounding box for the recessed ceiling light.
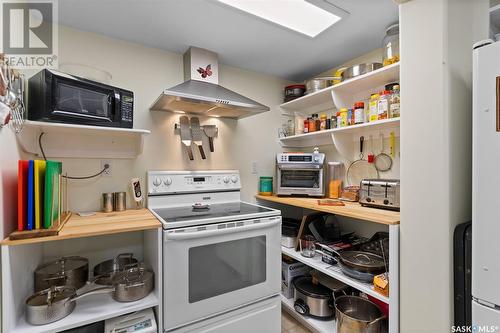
[217,0,342,37]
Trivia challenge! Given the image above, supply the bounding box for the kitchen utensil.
[374,133,393,172]
[34,256,89,292]
[359,179,400,211]
[293,276,334,319]
[190,117,206,159]
[93,253,138,285]
[102,193,113,213]
[346,136,379,186]
[389,131,396,158]
[337,261,376,282]
[179,116,194,160]
[130,178,144,209]
[337,250,386,274]
[367,135,375,163]
[113,192,126,211]
[335,296,386,333]
[341,63,383,82]
[284,84,306,102]
[305,78,331,94]
[25,285,78,325]
[203,125,217,152]
[300,235,316,258]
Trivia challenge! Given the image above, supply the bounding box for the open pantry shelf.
[279,118,400,148]
[282,246,389,303]
[280,63,400,114]
[17,121,151,159]
[281,294,336,333]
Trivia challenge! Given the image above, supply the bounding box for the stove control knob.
[231,176,238,183]
[163,177,172,186]
[223,176,230,184]
[153,178,162,187]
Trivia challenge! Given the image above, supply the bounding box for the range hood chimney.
[150,47,270,119]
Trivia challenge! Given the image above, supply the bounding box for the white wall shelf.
[17,121,151,159]
[279,118,400,148]
[280,63,400,114]
[281,295,336,333]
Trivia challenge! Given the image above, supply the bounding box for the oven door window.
[188,236,266,303]
[280,169,320,188]
[54,81,112,121]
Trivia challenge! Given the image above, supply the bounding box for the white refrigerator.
[473,39,500,328]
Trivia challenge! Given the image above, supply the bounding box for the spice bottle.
[354,101,365,124]
[331,114,337,129]
[389,85,400,118]
[339,108,348,127]
[378,90,390,120]
[314,114,321,131]
[369,93,380,122]
[336,112,342,128]
[303,118,309,133]
[308,117,316,132]
[320,113,327,130]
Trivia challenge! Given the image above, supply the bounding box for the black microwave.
[28,69,133,128]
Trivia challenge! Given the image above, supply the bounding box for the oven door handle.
[164,218,281,241]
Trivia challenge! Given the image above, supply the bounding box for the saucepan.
[335,296,386,333]
[93,253,138,285]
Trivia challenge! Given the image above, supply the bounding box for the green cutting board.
[44,161,62,229]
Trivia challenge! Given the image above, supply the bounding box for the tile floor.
[281,310,312,333]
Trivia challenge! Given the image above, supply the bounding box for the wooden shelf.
[2,209,161,246]
[280,63,400,114]
[279,118,399,148]
[256,195,399,225]
[281,294,336,333]
[11,288,159,333]
[17,121,151,159]
[282,246,389,303]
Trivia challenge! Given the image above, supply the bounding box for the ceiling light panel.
[217,0,341,37]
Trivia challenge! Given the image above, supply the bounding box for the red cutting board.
[17,160,29,231]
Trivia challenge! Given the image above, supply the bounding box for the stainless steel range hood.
[150,47,270,119]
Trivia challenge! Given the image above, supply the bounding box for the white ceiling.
[59,0,398,81]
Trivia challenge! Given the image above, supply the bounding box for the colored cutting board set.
[18,160,62,231]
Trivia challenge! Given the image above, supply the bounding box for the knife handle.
[208,138,214,152]
[198,145,206,159]
[186,145,194,161]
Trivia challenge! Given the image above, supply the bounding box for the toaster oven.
[276,149,325,197]
[359,179,400,211]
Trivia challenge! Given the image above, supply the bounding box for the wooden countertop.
[255,195,400,225]
[2,209,161,246]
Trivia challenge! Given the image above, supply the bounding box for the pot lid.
[35,256,88,275]
[27,286,76,306]
[341,251,385,270]
[112,266,153,286]
[293,276,331,299]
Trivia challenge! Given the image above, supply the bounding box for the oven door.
[277,166,324,195]
[163,216,281,331]
[51,76,117,125]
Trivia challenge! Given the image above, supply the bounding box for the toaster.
[359,179,400,211]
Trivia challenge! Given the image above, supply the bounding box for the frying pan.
[346,136,379,186]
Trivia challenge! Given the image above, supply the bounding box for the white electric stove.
[147,170,282,333]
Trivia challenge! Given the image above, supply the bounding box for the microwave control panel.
[121,94,134,123]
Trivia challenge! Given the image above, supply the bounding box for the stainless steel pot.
[341,63,383,82]
[305,78,331,94]
[293,276,333,319]
[26,285,77,325]
[34,256,89,292]
[93,253,138,285]
[335,296,386,333]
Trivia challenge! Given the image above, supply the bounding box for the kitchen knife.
[203,125,217,152]
[179,116,194,161]
[190,117,206,159]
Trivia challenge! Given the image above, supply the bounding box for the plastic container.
[382,23,400,66]
[369,94,380,122]
[294,113,305,134]
[377,90,390,120]
[339,108,348,127]
[354,101,365,124]
[389,85,400,118]
[259,177,273,196]
[327,162,344,199]
[336,112,342,128]
[347,109,354,126]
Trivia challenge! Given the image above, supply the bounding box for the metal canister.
[113,192,126,211]
[102,193,113,213]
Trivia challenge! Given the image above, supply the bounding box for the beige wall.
[0,26,291,237]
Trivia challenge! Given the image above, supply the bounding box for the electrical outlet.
[251,160,259,175]
[101,160,112,177]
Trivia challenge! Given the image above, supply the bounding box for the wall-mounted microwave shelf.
[17,121,151,159]
[280,63,400,115]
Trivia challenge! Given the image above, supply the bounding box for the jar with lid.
[339,108,348,127]
[320,113,327,130]
[354,102,365,124]
[389,85,400,118]
[369,94,379,122]
[382,23,400,66]
[331,114,337,129]
[294,113,306,135]
[314,114,321,131]
[327,162,344,199]
[377,90,390,120]
[308,116,316,132]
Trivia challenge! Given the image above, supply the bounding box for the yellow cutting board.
[34,160,46,229]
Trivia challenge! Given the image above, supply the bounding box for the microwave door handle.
[52,110,113,122]
[164,218,281,241]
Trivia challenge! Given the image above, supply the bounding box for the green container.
[259,177,273,195]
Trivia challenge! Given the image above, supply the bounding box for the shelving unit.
[281,295,336,333]
[1,210,163,333]
[17,121,151,159]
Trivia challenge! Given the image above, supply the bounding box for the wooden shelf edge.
[256,195,400,225]
[2,209,162,246]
